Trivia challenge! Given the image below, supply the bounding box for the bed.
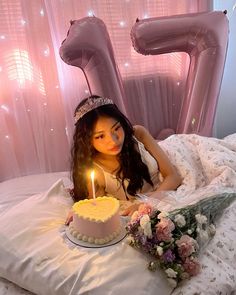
[0,133,236,295]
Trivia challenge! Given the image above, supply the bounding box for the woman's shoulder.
[133,125,161,152]
[133,125,149,142]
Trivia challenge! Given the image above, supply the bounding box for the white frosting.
[69,223,121,245]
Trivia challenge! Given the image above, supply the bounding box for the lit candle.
[90,170,96,200]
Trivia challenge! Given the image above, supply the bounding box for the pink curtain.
[0,0,213,182]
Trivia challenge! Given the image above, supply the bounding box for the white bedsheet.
[0,179,172,295]
[0,134,236,295]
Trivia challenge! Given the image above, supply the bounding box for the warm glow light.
[191,118,196,125]
[1,104,9,112]
[90,170,96,199]
[40,9,44,16]
[5,49,46,94]
[5,49,33,85]
[43,48,50,57]
[38,72,46,95]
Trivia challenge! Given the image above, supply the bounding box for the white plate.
[65,218,128,248]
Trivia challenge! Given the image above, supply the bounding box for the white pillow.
[0,171,71,214]
[0,179,173,295]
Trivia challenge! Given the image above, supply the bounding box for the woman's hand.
[121,202,142,216]
[65,210,73,226]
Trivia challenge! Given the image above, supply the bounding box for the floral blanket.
[157,133,236,294]
[159,133,236,205]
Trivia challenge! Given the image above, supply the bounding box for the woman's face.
[91,116,125,156]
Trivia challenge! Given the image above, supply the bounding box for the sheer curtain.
[0,0,213,182]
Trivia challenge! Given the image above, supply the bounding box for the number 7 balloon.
[131,11,229,136]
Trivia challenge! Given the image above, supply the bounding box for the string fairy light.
[87,10,94,17]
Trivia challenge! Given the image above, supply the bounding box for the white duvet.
[0,133,236,295]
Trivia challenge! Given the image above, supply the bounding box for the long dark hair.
[71,95,153,201]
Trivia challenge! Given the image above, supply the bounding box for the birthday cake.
[69,196,121,245]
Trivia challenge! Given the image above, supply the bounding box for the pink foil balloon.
[59,17,126,113]
[131,11,229,136]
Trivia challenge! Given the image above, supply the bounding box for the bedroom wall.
[213,0,236,138]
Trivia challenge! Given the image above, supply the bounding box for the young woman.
[65,95,181,224]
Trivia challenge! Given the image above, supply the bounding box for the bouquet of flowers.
[126,193,236,287]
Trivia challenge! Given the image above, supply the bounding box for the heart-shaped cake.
[70,196,121,244]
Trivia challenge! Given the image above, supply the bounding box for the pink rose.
[183,257,201,276]
[176,235,196,258]
[138,203,153,215]
[130,203,152,223]
[156,218,175,242]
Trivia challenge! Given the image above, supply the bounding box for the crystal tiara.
[74,97,114,123]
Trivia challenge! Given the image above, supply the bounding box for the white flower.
[195,214,208,224]
[167,278,177,288]
[187,229,192,235]
[165,268,177,278]
[140,214,152,238]
[143,225,152,238]
[156,246,163,256]
[174,214,186,227]
[140,214,150,227]
[207,224,216,236]
[198,230,209,243]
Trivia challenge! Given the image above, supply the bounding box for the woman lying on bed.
[65,95,181,225]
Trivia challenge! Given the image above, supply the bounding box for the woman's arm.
[122,126,181,217]
[134,125,182,191]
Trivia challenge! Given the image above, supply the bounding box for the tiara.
[74,97,114,123]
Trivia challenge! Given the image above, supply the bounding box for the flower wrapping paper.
[126,193,236,287]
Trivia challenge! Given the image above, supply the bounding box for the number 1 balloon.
[59,17,126,113]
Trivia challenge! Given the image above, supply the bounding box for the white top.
[94,139,161,200]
